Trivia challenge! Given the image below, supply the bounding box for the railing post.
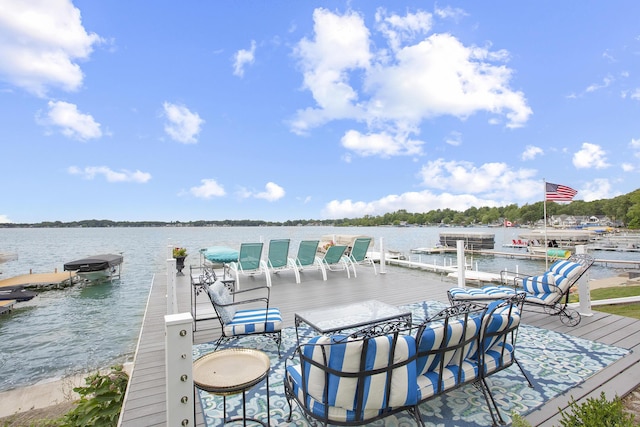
[379,237,386,274]
[457,240,466,288]
[576,245,593,317]
[167,258,177,315]
[165,313,194,427]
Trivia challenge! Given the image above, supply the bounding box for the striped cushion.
[223,307,282,335]
[478,301,520,358]
[549,260,582,280]
[483,342,515,374]
[416,360,478,399]
[449,286,515,300]
[286,367,381,422]
[289,334,418,420]
[416,316,481,376]
[521,272,559,294]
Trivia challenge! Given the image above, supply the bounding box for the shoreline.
[0,275,637,419]
[0,363,133,419]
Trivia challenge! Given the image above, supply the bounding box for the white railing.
[165,312,194,427]
[165,245,195,426]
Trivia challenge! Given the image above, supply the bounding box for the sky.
[1,1,640,223]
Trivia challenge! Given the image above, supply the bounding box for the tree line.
[2,188,639,229]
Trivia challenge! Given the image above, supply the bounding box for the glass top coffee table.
[294,299,412,342]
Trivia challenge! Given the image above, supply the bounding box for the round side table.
[193,348,271,426]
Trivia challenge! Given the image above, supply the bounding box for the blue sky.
[1,1,640,223]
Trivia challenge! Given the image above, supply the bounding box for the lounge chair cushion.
[549,260,582,280]
[289,334,418,418]
[223,307,282,336]
[416,316,481,376]
[207,281,236,324]
[475,300,521,362]
[448,286,515,301]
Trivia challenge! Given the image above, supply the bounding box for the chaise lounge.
[448,253,594,326]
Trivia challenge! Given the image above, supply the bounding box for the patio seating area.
[118,258,640,427]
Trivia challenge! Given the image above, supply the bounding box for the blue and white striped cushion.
[223,307,282,335]
[549,260,582,280]
[416,360,478,399]
[483,342,515,374]
[286,366,380,423]
[449,286,515,300]
[479,301,520,357]
[291,334,418,418]
[416,317,481,376]
[521,272,558,294]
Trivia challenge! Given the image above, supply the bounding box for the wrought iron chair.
[205,280,282,356]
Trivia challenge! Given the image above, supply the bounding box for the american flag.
[546,182,577,201]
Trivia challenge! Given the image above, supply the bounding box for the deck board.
[119,262,640,427]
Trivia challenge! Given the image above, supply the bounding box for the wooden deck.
[118,263,640,426]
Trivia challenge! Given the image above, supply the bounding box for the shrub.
[59,365,128,427]
[559,391,636,427]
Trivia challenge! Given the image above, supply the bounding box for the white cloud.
[0,214,11,223]
[585,75,614,93]
[322,190,500,219]
[233,40,256,77]
[291,8,532,159]
[417,158,539,198]
[572,142,610,169]
[631,89,640,100]
[341,130,423,157]
[0,0,103,97]
[622,163,634,172]
[521,145,543,161]
[39,100,102,140]
[189,179,225,199]
[162,102,204,144]
[630,138,640,150]
[375,8,433,52]
[255,182,285,201]
[445,131,462,147]
[579,179,621,201]
[68,166,151,183]
[322,158,542,218]
[237,182,285,201]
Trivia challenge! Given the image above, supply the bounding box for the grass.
[570,285,640,320]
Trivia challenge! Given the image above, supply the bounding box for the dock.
[118,262,640,427]
[0,271,77,290]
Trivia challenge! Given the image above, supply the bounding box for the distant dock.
[0,271,77,291]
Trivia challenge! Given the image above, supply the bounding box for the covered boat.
[64,253,123,282]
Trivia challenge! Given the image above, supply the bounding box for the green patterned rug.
[193,301,629,426]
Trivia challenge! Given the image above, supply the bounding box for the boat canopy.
[64,254,123,272]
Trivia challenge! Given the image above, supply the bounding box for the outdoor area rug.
[193,301,630,426]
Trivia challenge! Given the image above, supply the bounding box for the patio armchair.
[345,237,376,277]
[205,280,282,356]
[229,242,271,290]
[288,240,324,283]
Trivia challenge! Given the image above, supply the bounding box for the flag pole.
[543,179,548,269]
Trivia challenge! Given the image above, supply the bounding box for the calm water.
[0,226,636,391]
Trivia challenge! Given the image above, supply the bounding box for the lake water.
[0,226,636,391]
